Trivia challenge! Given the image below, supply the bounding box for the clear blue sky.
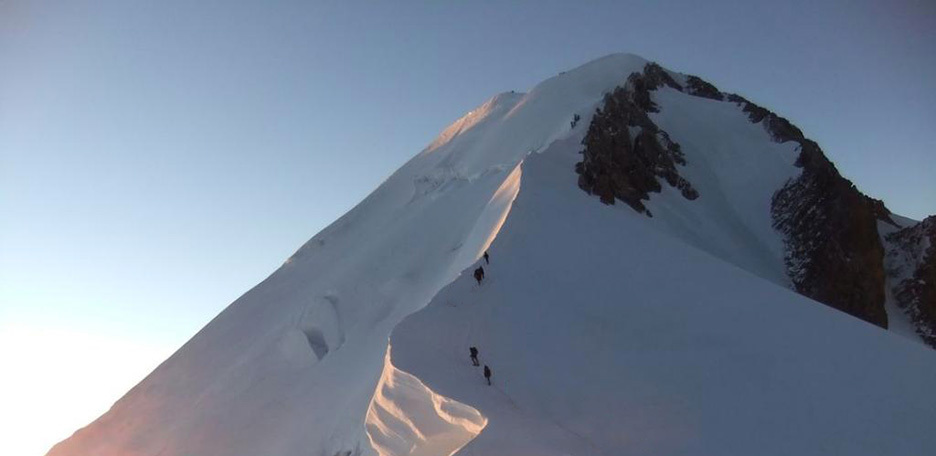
[1,1,934,454]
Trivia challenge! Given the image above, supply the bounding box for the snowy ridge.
[48,53,651,456]
[48,54,936,456]
[423,92,524,156]
[365,347,486,456]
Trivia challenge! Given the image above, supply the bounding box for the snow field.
[391,135,936,455]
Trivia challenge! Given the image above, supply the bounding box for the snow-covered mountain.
[48,53,936,456]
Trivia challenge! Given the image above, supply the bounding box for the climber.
[469,346,479,366]
[483,251,490,264]
[473,266,485,285]
[484,365,492,385]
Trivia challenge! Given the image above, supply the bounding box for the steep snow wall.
[364,347,486,456]
[47,111,525,456]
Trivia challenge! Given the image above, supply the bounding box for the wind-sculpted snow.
[365,348,486,456]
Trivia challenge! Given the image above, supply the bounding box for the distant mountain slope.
[49,54,935,456]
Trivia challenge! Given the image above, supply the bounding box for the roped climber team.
[469,251,493,385]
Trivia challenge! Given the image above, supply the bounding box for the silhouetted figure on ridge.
[483,251,490,264]
[484,365,492,385]
[473,266,485,285]
[469,346,479,366]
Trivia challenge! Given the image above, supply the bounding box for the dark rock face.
[577,61,901,329]
[575,67,697,215]
[886,217,936,346]
[725,94,805,144]
[724,92,892,328]
[641,62,684,92]
[685,76,724,101]
[771,142,890,328]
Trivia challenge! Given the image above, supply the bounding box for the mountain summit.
[49,53,936,456]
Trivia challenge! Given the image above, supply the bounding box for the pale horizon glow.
[0,324,174,455]
[1,1,934,455]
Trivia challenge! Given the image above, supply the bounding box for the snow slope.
[645,87,801,285]
[49,53,936,456]
[391,135,936,455]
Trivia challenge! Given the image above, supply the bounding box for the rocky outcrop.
[685,76,724,101]
[771,142,891,328]
[886,217,936,346]
[725,94,806,144]
[575,67,698,215]
[641,62,684,93]
[724,90,893,328]
[577,62,900,329]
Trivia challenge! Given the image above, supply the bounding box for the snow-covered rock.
[885,216,936,346]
